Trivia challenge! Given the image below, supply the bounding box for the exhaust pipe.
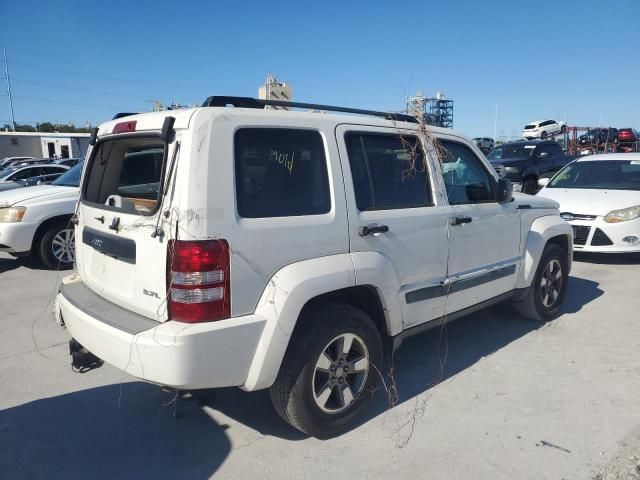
[69,338,103,373]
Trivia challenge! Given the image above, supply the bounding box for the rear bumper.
[0,222,37,253]
[57,276,267,390]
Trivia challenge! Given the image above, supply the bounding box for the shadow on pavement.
[561,275,603,314]
[195,272,603,438]
[574,252,640,265]
[0,382,230,480]
[0,255,25,274]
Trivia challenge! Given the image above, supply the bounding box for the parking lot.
[0,252,638,479]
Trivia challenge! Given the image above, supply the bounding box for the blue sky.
[1,0,638,139]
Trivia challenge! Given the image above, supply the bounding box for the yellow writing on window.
[270,149,295,175]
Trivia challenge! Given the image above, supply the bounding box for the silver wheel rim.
[540,258,562,308]
[312,333,369,414]
[51,228,75,264]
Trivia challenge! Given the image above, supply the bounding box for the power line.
[11,77,154,100]
[12,94,136,110]
[7,59,231,91]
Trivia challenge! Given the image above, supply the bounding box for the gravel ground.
[1,252,639,480]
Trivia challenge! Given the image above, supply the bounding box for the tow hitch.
[69,338,103,373]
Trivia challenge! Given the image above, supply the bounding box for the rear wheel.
[270,303,383,438]
[560,125,567,133]
[514,243,568,322]
[522,176,538,195]
[37,221,75,269]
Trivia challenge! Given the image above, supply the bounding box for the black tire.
[541,131,548,139]
[560,125,567,133]
[513,244,568,322]
[522,176,538,195]
[270,302,383,438]
[37,220,75,270]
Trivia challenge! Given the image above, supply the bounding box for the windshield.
[52,161,84,187]
[549,160,640,191]
[487,144,536,161]
[0,166,20,179]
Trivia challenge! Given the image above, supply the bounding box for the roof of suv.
[97,106,459,139]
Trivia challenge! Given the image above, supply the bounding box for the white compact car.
[0,162,82,268]
[522,120,567,140]
[537,153,640,253]
[55,98,571,437]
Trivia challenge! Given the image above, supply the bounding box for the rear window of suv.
[235,128,331,218]
[83,138,165,215]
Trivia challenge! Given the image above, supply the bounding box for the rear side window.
[83,139,165,215]
[235,128,331,218]
[345,133,432,210]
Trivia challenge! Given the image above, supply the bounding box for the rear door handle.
[450,216,472,226]
[359,224,390,236]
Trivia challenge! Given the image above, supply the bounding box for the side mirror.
[538,152,550,160]
[538,178,549,188]
[496,178,513,203]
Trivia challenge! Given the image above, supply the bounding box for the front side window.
[83,139,165,215]
[439,140,495,205]
[345,132,432,211]
[11,167,41,180]
[235,128,330,218]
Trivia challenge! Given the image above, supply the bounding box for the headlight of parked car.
[505,166,520,173]
[0,206,26,223]
[604,205,640,223]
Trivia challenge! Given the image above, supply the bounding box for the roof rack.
[112,112,139,120]
[201,96,418,123]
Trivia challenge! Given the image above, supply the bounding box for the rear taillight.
[168,240,230,323]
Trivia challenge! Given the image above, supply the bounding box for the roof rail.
[201,96,418,123]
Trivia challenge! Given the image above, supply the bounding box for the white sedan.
[537,153,640,253]
[0,162,81,268]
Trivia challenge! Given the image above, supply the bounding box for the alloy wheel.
[540,258,562,308]
[51,228,75,264]
[312,333,370,414]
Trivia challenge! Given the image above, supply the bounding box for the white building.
[258,74,292,109]
[0,131,90,159]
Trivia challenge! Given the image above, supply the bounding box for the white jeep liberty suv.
[56,97,572,437]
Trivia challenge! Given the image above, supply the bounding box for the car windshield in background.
[549,160,640,190]
[487,144,536,160]
[52,162,84,187]
[0,167,20,179]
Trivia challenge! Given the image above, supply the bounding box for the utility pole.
[3,48,16,131]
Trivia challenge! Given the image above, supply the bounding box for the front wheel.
[270,303,383,438]
[514,243,568,322]
[37,221,75,269]
[541,131,548,139]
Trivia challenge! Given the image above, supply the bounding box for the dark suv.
[487,140,572,194]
